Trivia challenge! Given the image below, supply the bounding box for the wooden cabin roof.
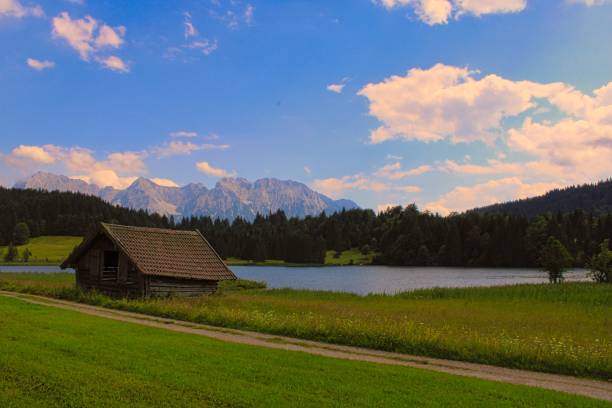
[62,223,236,281]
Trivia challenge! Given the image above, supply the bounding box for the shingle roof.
[63,223,236,281]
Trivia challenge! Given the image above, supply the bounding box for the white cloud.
[105,151,146,173]
[52,12,97,60]
[196,161,236,178]
[416,0,453,25]
[3,144,147,189]
[0,0,43,18]
[99,55,129,73]
[10,145,55,164]
[567,0,609,5]
[386,154,403,160]
[375,162,434,179]
[184,12,198,38]
[155,141,230,157]
[186,39,218,56]
[170,130,198,138]
[26,58,55,71]
[359,64,566,144]
[51,11,128,72]
[374,0,526,25]
[312,175,389,198]
[424,177,559,215]
[304,166,312,175]
[244,4,254,25]
[151,178,179,187]
[95,24,125,49]
[327,83,345,94]
[210,2,255,29]
[455,0,526,16]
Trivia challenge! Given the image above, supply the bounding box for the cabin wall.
[74,235,144,298]
[145,276,218,298]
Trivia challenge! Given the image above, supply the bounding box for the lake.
[0,264,590,295]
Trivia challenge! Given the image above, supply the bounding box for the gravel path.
[2,290,611,402]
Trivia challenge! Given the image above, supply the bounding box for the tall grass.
[1,272,610,380]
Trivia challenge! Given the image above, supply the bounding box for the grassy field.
[1,273,610,380]
[324,248,377,265]
[0,236,82,265]
[0,295,607,407]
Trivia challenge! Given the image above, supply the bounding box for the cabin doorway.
[102,251,119,281]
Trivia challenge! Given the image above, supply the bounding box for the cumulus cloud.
[360,64,612,213]
[26,58,55,71]
[327,83,345,94]
[95,24,126,48]
[9,145,55,164]
[196,161,236,178]
[359,64,566,144]
[375,162,434,179]
[99,55,129,73]
[151,178,179,187]
[312,175,389,198]
[0,0,43,18]
[3,144,147,189]
[155,141,230,157]
[424,177,559,215]
[51,11,128,72]
[374,0,526,25]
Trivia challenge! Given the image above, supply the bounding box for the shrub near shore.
[0,273,610,380]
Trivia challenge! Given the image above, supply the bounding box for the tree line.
[1,187,611,270]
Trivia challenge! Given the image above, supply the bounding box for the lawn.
[0,295,607,407]
[1,273,610,380]
[324,248,377,265]
[0,236,82,265]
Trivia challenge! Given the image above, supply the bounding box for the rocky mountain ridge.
[14,172,359,220]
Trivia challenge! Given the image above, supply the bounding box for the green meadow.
[0,295,607,408]
[0,236,81,265]
[1,273,610,380]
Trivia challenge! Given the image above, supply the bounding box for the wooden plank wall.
[147,276,218,298]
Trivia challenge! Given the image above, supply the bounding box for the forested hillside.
[472,179,612,217]
[1,187,611,266]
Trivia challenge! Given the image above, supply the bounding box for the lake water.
[1,264,590,295]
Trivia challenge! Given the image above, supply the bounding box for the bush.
[3,243,19,262]
[587,239,612,283]
[13,222,30,246]
[539,236,573,284]
[218,279,267,292]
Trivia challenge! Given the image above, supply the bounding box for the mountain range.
[14,172,359,221]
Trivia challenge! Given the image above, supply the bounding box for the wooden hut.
[61,223,236,298]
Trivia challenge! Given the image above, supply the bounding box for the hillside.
[471,179,612,217]
[15,172,359,221]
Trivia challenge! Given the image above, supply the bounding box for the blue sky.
[1,0,612,213]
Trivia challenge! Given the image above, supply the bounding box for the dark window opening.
[102,251,119,281]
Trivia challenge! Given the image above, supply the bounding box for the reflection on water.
[1,264,589,295]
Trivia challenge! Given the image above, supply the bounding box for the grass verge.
[0,273,610,380]
[0,236,81,265]
[0,295,608,407]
